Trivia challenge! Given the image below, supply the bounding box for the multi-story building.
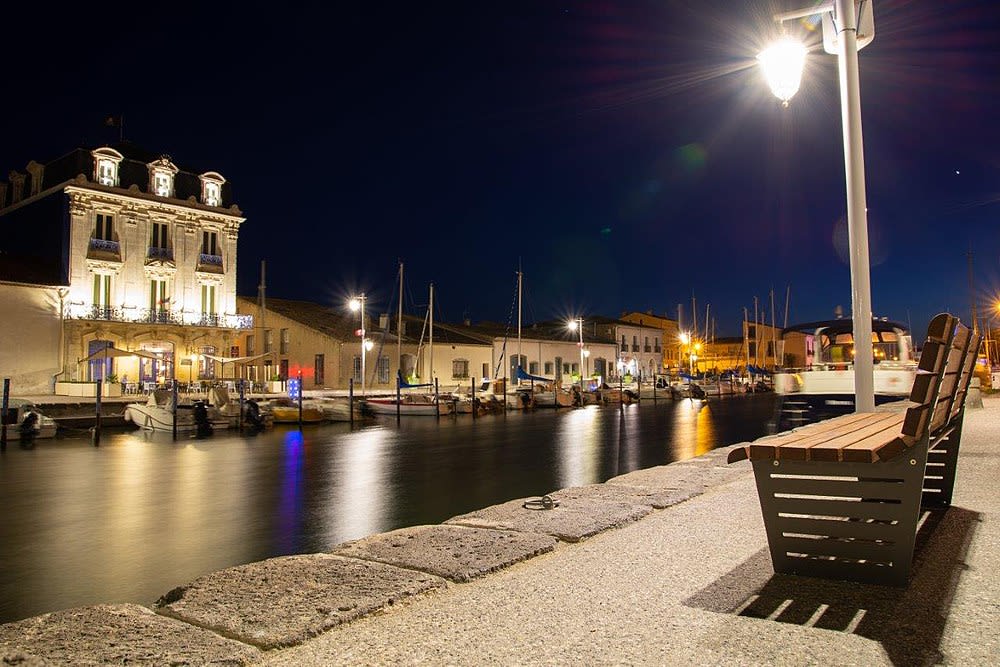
[0,143,249,394]
[620,311,680,372]
[588,315,665,380]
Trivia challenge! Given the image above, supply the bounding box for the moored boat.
[124,390,229,432]
[267,397,326,423]
[2,399,58,439]
[365,394,454,416]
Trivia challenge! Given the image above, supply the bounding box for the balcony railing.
[65,303,253,330]
[147,246,174,261]
[89,238,120,254]
[199,253,223,266]
[644,346,652,353]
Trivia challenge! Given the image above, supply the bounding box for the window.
[544,362,553,375]
[632,335,639,352]
[279,359,289,381]
[264,330,273,353]
[452,359,469,379]
[204,182,220,206]
[202,231,219,256]
[482,363,489,379]
[148,157,178,198]
[199,171,226,207]
[151,222,169,249]
[199,345,216,380]
[571,362,579,374]
[149,279,168,310]
[246,335,255,355]
[280,328,289,354]
[94,214,114,240]
[92,148,123,186]
[377,356,390,383]
[529,361,539,375]
[315,354,325,386]
[621,335,627,352]
[201,284,216,322]
[352,356,362,382]
[748,342,757,358]
[767,341,775,357]
[654,337,661,353]
[93,274,111,316]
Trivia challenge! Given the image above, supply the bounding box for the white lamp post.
[758,0,876,412]
[349,294,368,396]
[568,317,585,390]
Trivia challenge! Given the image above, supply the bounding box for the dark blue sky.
[4,1,998,337]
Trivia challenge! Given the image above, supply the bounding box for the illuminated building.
[0,143,249,394]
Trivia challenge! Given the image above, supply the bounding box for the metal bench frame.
[736,314,979,586]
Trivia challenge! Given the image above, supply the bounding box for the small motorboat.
[2,399,58,439]
[365,394,454,416]
[123,390,229,433]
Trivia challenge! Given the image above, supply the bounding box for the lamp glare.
[758,37,807,104]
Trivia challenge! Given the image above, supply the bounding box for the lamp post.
[758,0,876,412]
[568,317,585,390]
[349,294,367,396]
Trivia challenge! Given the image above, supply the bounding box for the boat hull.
[366,398,454,416]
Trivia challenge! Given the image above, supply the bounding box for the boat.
[267,397,326,423]
[315,397,369,422]
[123,390,229,432]
[2,399,58,439]
[771,317,918,430]
[365,394,455,416]
[207,386,274,429]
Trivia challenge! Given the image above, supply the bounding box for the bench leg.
[750,439,929,586]
[923,413,964,509]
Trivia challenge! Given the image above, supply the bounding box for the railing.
[199,253,223,266]
[644,346,652,353]
[631,344,639,352]
[89,238,120,254]
[147,246,174,261]
[65,303,254,330]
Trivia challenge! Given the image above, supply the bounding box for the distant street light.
[349,294,368,396]
[758,0,876,412]
[568,317,585,391]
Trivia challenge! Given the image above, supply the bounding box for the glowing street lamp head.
[567,319,579,332]
[363,339,374,351]
[758,36,807,105]
[679,332,691,345]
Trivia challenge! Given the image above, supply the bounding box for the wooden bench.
[727,313,980,586]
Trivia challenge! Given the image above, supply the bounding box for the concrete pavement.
[2,396,997,665]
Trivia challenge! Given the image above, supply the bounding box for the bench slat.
[770,496,910,522]
[805,415,906,462]
[774,515,902,541]
[749,413,896,461]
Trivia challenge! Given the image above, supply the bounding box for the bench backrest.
[901,313,977,442]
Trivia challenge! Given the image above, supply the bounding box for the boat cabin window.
[818,329,905,364]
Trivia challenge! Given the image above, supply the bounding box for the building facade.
[0,143,249,394]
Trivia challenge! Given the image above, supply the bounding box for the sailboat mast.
[397,261,403,379]
[258,260,266,384]
[770,288,777,370]
[429,282,434,384]
[517,269,523,383]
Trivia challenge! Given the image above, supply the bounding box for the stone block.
[445,496,650,542]
[0,603,258,665]
[333,524,558,583]
[548,482,700,510]
[155,553,446,650]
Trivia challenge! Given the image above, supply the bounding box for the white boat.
[316,397,369,422]
[124,390,229,432]
[207,386,274,429]
[365,394,454,416]
[772,318,918,430]
[2,399,57,439]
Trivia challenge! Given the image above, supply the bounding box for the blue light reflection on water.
[0,394,775,623]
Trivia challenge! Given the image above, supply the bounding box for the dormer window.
[91,148,123,187]
[147,156,178,199]
[199,171,226,207]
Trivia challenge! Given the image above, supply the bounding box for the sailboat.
[364,267,453,417]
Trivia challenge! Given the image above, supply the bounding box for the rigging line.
[494,273,520,380]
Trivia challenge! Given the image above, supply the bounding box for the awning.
[515,366,552,383]
[78,347,159,363]
[201,353,268,365]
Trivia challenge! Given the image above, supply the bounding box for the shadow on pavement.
[685,506,981,667]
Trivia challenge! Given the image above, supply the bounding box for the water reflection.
[0,394,776,623]
[556,407,601,488]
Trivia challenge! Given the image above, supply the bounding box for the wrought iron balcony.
[147,246,174,261]
[64,303,253,329]
[89,238,120,254]
[199,253,223,266]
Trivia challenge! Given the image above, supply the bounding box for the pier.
[1,395,996,664]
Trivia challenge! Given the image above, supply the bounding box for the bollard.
[172,379,178,441]
[435,378,440,419]
[93,379,102,446]
[297,371,303,430]
[471,377,476,420]
[1,378,10,451]
[348,378,354,426]
[396,374,402,425]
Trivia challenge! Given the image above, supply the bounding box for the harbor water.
[0,394,776,624]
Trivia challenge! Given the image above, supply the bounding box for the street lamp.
[568,317,585,390]
[758,0,876,412]
[349,294,368,396]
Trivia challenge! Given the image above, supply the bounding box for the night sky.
[4,1,998,338]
